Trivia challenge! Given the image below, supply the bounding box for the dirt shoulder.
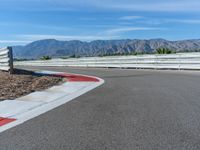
[0,69,64,101]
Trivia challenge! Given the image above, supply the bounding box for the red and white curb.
[0,71,104,133]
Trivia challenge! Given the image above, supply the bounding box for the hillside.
[13,39,200,59]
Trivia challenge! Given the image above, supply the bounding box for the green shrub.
[156,48,174,54]
[40,56,52,60]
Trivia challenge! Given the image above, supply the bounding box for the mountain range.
[13,39,200,59]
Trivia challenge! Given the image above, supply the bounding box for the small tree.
[40,56,52,60]
[156,48,173,54]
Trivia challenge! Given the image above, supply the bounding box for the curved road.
[1,67,200,150]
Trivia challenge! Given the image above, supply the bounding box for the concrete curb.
[0,70,104,133]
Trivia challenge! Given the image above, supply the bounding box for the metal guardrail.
[15,52,200,70]
[0,47,13,73]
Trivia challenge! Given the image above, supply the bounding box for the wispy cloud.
[99,0,200,12]
[0,40,31,46]
[12,26,165,43]
[128,18,200,26]
[0,22,69,31]
[16,34,120,41]
[165,19,200,24]
[0,40,31,43]
[119,16,143,20]
[106,27,164,34]
[1,0,200,12]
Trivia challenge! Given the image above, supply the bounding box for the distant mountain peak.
[13,39,200,59]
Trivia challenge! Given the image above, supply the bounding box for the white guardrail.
[15,52,200,70]
[0,47,13,73]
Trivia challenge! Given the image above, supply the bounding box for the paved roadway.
[1,67,200,150]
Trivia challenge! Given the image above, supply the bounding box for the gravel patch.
[0,69,64,101]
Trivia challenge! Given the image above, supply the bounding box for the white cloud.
[119,16,143,20]
[106,27,164,34]
[12,27,165,43]
[127,18,200,25]
[1,0,200,12]
[0,22,69,31]
[139,19,200,25]
[95,0,200,12]
[166,19,200,24]
[0,34,120,46]
[48,0,200,12]
[0,40,31,43]
[17,34,120,41]
[0,40,31,46]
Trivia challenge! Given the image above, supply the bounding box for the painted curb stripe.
[0,71,104,132]
[34,72,99,82]
[56,73,100,82]
[0,117,16,126]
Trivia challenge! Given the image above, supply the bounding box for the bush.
[40,56,52,60]
[156,48,174,54]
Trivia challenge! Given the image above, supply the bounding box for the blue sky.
[0,0,200,47]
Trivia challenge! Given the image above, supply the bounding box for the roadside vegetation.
[13,48,200,61]
[96,48,176,57]
[156,48,176,54]
[58,49,176,59]
[40,56,52,60]
[97,51,151,57]
[60,54,81,59]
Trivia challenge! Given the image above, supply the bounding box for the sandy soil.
[0,69,63,101]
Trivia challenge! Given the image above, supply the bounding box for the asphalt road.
[1,67,200,150]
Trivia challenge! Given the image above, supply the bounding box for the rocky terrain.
[0,69,63,101]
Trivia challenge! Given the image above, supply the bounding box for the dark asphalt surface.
[1,67,200,150]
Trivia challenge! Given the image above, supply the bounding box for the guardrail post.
[178,54,181,70]
[8,47,14,74]
[155,55,157,70]
[119,58,122,69]
[136,56,138,69]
